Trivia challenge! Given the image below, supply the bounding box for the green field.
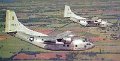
[0,0,120,61]
[0,35,50,58]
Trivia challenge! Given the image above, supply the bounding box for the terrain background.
[0,0,120,61]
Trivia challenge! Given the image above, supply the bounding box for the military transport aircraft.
[4,10,94,51]
[64,5,113,27]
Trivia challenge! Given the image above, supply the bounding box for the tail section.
[64,5,73,17]
[5,10,48,36]
[64,5,86,19]
[5,10,19,32]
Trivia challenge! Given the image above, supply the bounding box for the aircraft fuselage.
[9,31,94,51]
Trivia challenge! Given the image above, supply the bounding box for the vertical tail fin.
[5,10,48,36]
[5,10,19,32]
[64,5,73,17]
[64,5,86,19]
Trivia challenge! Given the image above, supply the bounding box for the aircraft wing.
[37,31,75,44]
[56,31,75,39]
[91,17,99,20]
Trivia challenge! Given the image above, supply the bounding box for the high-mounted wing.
[56,31,75,39]
[43,31,75,44]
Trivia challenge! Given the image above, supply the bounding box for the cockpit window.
[87,43,91,45]
[82,38,88,42]
[83,40,88,42]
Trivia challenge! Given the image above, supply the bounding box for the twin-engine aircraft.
[5,10,94,51]
[64,5,113,27]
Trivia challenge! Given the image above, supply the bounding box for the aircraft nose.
[86,43,95,49]
[108,23,113,26]
[90,43,95,48]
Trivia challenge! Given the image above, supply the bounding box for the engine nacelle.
[56,37,72,44]
[63,37,72,44]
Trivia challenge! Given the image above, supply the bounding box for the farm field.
[0,0,120,61]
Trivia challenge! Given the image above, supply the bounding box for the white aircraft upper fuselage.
[64,5,113,27]
[4,10,94,51]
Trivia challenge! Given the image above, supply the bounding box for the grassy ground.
[0,0,120,61]
[0,34,50,58]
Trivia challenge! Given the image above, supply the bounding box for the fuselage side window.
[63,44,65,47]
[75,45,77,47]
[67,45,69,47]
[95,21,97,22]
